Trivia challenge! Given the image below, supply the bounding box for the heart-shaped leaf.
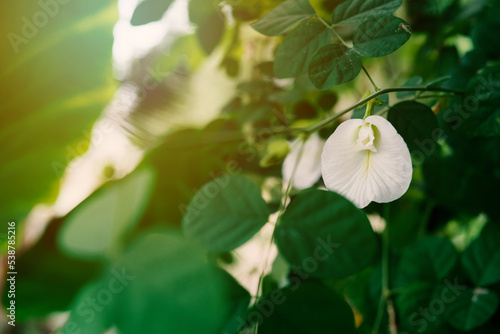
[182,175,270,252]
[275,189,377,279]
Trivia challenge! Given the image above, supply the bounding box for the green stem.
[362,66,379,91]
[303,86,463,133]
[253,140,306,309]
[158,87,463,149]
[316,15,333,30]
[330,28,349,47]
[316,15,349,47]
[372,203,391,334]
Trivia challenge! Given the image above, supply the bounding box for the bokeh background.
[1,0,500,333]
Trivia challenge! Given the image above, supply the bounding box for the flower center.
[355,123,378,152]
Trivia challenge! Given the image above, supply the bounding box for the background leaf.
[396,76,424,99]
[445,288,499,331]
[275,189,377,279]
[387,100,439,154]
[251,0,316,36]
[308,43,362,89]
[332,0,403,26]
[462,224,500,286]
[188,0,225,54]
[63,231,250,334]
[0,0,117,223]
[182,175,270,252]
[130,0,175,26]
[353,16,411,57]
[58,168,155,259]
[257,280,357,333]
[397,236,458,286]
[273,20,331,78]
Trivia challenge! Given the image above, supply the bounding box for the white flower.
[282,132,325,190]
[321,115,412,208]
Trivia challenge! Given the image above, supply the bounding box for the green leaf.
[182,175,270,252]
[387,101,439,154]
[462,224,500,286]
[308,43,362,89]
[188,0,226,54]
[397,236,458,286]
[58,168,155,259]
[130,0,175,26]
[257,281,357,333]
[273,20,331,78]
[460,64,500,138]
[275,189,377,279]
[445,288,499,331]
[197,10,225,54]
[63,231,250,334]
[396,76,423,98]
[332,0,403,26]
[353,16,411,57]
[0,0,117,223]
[396,282,445,333]
[250,0,316,36]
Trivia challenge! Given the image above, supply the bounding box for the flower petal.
[321,116,412,208]
[282,132,324,190]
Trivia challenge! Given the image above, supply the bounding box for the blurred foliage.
[1,0,500,333]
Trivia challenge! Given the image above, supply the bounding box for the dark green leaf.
[273,20,331,78]
[58,168,155,259]
[332,0,403,26]
[257,281,357,333]
[353,16,411,57]
[461,64,500,137]
[462,224,500,286]
[130,0,175,26]
[308,43,362,89]
[397,76,423,99]
[182,175,270,252]
[445,288,499,331]
[396,282,445,333]
[251,0,316,36]
[275,189,377,279]
[388,101,439,154]
[397,236,458,286]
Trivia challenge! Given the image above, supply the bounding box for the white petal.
[321,116,412,208]
[282,133,325,190]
